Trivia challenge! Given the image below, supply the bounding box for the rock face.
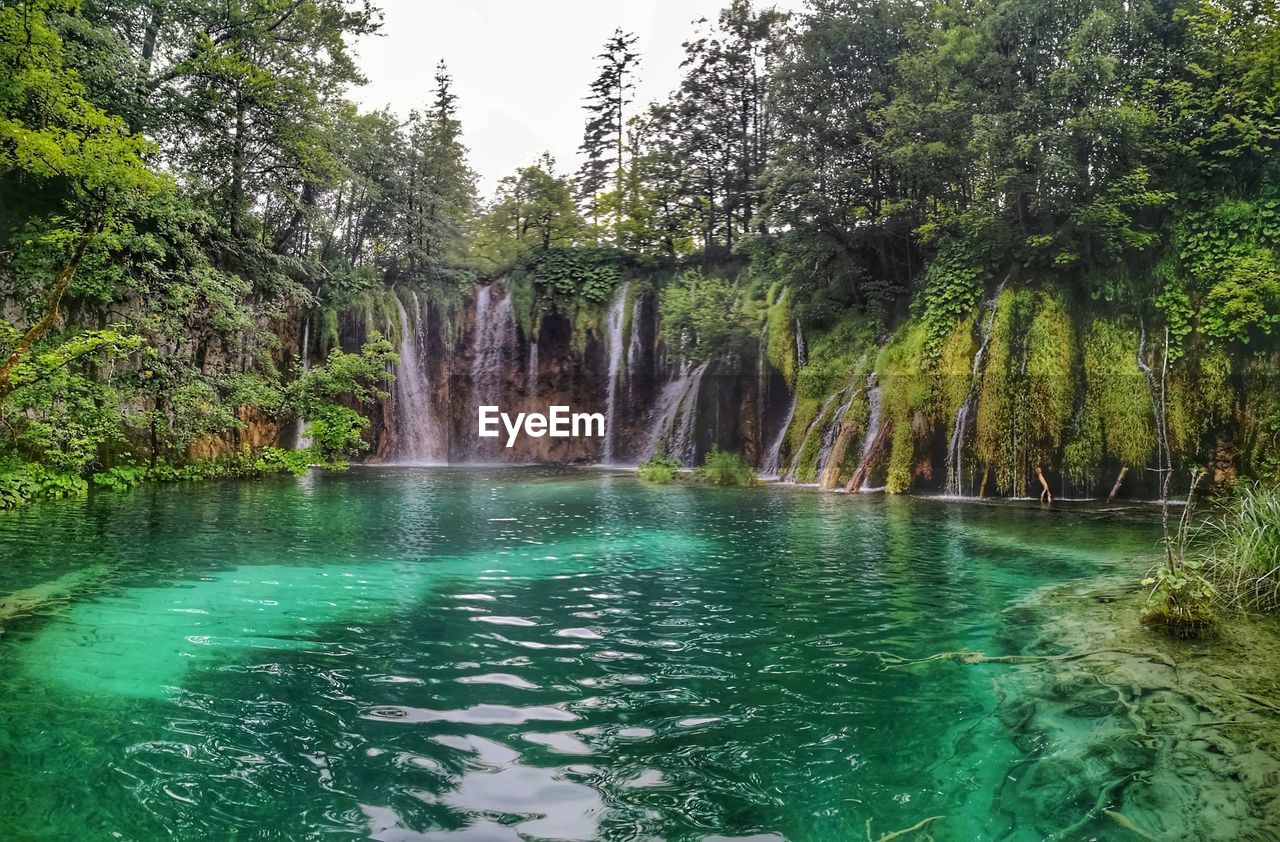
[345,282,784,467]
[318,279,1261,500]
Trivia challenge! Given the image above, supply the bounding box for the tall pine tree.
[577,28,639,243]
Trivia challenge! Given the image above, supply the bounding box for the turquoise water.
[0,469,1276,840]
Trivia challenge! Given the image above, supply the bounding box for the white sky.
[350,0,806,199]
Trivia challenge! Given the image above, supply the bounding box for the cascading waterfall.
[528,342,539,393]
[944,281,1007,496]
[601,283,630,464]
[761,323,806,478]
[783,389,843,482]
[641,361,709,465]
[814,389,855,480]
[856,374,883,491]
[626,298,643,404]
[295,316,312,450]
[391,292,443,463]
[471,284,515,411]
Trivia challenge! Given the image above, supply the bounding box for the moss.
[508,271,536,339]
[1025,288,1077,460]
[1238,356,1280,483]
[1168,343,1235,461]
[876,321,932,494]
[320,307,340,355]
[1063,318,1154,482]
[363,287,402,344]
[974,288,1030,495]
[795,311,876,401]
[778,396,821,474]
[765,289,797,388]
[792,394,844,483]
[935,309,978,430]
[885,422,917,494]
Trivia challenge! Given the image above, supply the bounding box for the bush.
[637,453,681,484]
[0,463,88,509]
[1205,481,1280,612]
[694,448,758,487]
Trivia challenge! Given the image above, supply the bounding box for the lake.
[0,469,1276,840]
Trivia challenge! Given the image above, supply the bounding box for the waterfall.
[471,284,515,411]
[944,281,1007,496]
[391,292,442,463]
[295,316,312,450]
[783,389,843,482]
[760,324,807,478]
[857,374,883,491]
[814,390,855,480]
[760,399,796,479]
[626,297,643,404]
[641,361,709,466]
[528,341,539,393]
[601,283,630,464]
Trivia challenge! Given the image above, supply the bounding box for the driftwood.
[978,466,991,499]
[846,420,891,492]
[1035,464,1053,504]
[1108,466,1129,501]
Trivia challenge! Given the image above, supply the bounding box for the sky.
[350,0,806,199]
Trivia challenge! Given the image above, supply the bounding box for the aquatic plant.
[637,453,681,484]
[694,447,758,486]
[1143,472,1216,636]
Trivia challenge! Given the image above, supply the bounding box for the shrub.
[637,453,681,484]
[0,463,88,509]
[694,448,758,487]
[1205,481,1280,612]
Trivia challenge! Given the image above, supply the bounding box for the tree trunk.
[230,94,247,238]
[0,214,103,395]
[1035,464,1052,504]
[1108,465,1129,501]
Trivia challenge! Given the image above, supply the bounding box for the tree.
[0,0,159,393]
[577,28,639,241]
[474,154,588,267]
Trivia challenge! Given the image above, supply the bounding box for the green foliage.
[876,322,931,494]
[693,447,758,487]
[1142,559,1216,636]
[764,289,797,388]
[1063,318,1154,480]
[636,452,681,484]
[1205,481,1280,613]
[1024,289,1077,461]
[0,460,87,508]
[659,268,753,363]
[90,463,150,491]
[518,247,623,303]
[920,243,988,363]
[794,311,875,401]
[974,289,1027,495]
